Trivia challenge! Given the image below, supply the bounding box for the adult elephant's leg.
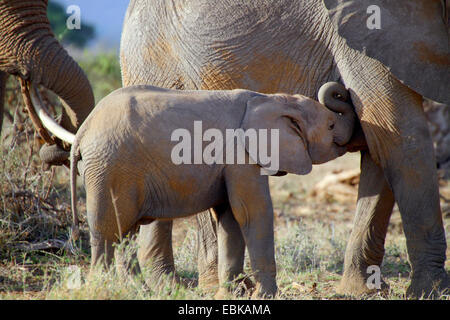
[338,150,394,295]
[340,53,449,297]
[137,221,175,280]
[196,210,220,290]
[386,125,449,297]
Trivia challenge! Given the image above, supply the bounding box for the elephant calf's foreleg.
[224,167,277,299]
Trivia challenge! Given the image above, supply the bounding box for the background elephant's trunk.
[35,34,94,134]
[318,82,356,146]
[0,0,94,135]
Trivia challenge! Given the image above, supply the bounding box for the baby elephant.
[69,83,354,298]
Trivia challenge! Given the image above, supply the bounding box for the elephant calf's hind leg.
[137,221,176,284]
[214,203,246,299]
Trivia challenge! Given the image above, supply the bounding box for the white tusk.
[29,84,75,144]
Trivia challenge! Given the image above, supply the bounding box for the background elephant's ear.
[241,95,312,175]
[323,0,450,104]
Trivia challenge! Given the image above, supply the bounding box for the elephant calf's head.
[283,94,350,165]
[241,92,350,176]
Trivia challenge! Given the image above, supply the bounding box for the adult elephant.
[120,0,450,297]
[0,0,94,163]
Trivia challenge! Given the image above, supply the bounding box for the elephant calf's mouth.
[335,144,347,157]
[272,171,287,176]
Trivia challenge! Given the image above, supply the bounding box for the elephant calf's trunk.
[318,82,356,146]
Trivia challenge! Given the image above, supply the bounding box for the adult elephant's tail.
[69,131,81,242]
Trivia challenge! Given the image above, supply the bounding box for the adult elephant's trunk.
[318,82,356,146]
[0,0,94,137]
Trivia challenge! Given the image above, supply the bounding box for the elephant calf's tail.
[70,139,81,241]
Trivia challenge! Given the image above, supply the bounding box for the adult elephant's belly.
[122,43,337,99]
[120,1,339,98]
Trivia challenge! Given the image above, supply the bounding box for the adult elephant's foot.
[198,266,220,292]
[407,269,450,299]
[403,227,449,298]
[337,266,389,296]
[250,277,277,299]
[39,143,70,167]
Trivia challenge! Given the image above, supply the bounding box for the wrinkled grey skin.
[0,0,95,165]
[120,0,450,297]
[70,85,353,298]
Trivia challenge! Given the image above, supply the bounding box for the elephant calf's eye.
[328,123,335,130]
[290,118,302,132]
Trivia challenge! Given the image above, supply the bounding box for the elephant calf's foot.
[407,269,450,299]
[337,270,389,296]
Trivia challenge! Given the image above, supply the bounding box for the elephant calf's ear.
[241,95,313,176]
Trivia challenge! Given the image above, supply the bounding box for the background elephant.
[0,0,94,164]
[119,0,450,297]
[66,84,355,298]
